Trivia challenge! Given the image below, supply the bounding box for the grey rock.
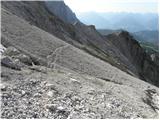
[14,54,32,65]
[21,90,26,95]
[105,31,159,86]
[47,91,54,97]
[3,46,20,56]
[45,1,79,24]
[46,104,56,112]
[1,56,21,70]
[33,93,41,98]
[0,44,6,54]
[142,88,159,112]
[1,84,7,91]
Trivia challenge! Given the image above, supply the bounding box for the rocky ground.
[0,46,159,119]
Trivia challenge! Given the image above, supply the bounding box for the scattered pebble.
[47,91,53,97]
[1,84,7,91]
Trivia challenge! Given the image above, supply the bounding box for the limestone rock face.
[45,1,79,24]
[105,31,159,86]
[150,53,159,65]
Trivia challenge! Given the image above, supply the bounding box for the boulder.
[1,56,21,70]
[142,88,159,112]
[3,46,20,56]
[14,54,33,65]
[0,84,7,91]
[0,44,6,54]
[3,46,32,66]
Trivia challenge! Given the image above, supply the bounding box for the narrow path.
[47,45,69,69]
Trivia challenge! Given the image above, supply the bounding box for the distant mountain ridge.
[77,12,159,32]
[132,30,159,45]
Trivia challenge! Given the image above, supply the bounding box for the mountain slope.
[1,6,159,119]
[44,1,159,86]
[1,1,158,86]
[45,1,79,24]
[1,8,140,88]
[132,30,159,45]
[98,29,159,46]
[105,31,159,86]
[1,1,137,77]
[98,29,159,55]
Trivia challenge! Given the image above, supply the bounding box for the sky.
[64,0,158,13]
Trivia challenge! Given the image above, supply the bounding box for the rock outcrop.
[1,56,21,70]
[105,31,159,86]
[45,1,79,24]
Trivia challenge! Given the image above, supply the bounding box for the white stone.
[47,91,53,97]
[70,78,80,83]
[21,90,26,95]
[57,106,65,111]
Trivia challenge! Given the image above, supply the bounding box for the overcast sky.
[64,0,158,13]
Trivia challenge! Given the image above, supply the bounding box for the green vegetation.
[139,41,159,54]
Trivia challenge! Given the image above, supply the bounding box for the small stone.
[46,104,56,112]
[2,93,11,99]
[1,84,7,91]
[56,106,70,117]
[21,90,26,95]
[106,103,112,109]
[0,44,6,54]
[33,93,41,97]
[87,89,95,95]
[46,84,55,89]
[57,106,65,111]
[47,91,53,97]
[30,79,38,85]
[30,79,37,82]
[71,96,81,102]
[70,78,80,83]
[41,81,47,86]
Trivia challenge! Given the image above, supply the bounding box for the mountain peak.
[45,1,79,24]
